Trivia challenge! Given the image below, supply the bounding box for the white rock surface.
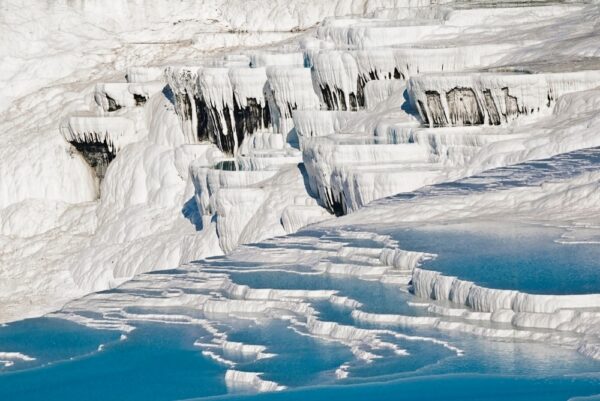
[3,2,600,379]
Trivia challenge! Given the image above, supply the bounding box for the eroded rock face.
[233,97,272,147]
[168,72,274,155]
[320,84,360,111]
[215,103,235,154]
[483,89,501,125]
[502,87,520,119]
[133,94,147,106]
[70,141,116,181]
[322,188,345,216]
[410,70,600,128]
[425,91,448,127]
[417,100,429,125]
[415,86,527,127]
[446,87,483,126]
[199,102,232,154]
[196,95,213,143]
[106,95,122,112]
[321,84,349,111]
[173,88,243,153]
[320,70,402,112]
[195,97,273,155]
[175,92,193,122]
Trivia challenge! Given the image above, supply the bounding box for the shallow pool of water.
[387,222,600,294]
[0,321,226,401]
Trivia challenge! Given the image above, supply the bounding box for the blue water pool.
[0,313,598,401]
[1,218,599,399]
[0,321,226,401]
[197,374,600,401]
[386,221,600,295]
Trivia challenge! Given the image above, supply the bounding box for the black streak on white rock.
[69,140,116,181]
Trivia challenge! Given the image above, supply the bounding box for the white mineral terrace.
[2,1,600,396]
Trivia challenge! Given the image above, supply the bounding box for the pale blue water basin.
[0,310,598,401]
[198,374,600,401]
[385,222,600,294]
[0,320,227,401]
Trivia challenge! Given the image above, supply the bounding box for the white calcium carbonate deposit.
[3,1,600,391]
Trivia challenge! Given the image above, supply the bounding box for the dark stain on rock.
[483,89,501,125]
[393,67,404,80]
[233,97,272,146]
[446,87,483,125]
[106,95,122,112]
[133,94,147,106]
[176,92,193,121]
[70,140,116,181]
[425,91,448,127]
[417,100,429,126]
[324,189,345,216]
[502,87,520,119]
[320,84,359,111]
[204,102,235,154]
